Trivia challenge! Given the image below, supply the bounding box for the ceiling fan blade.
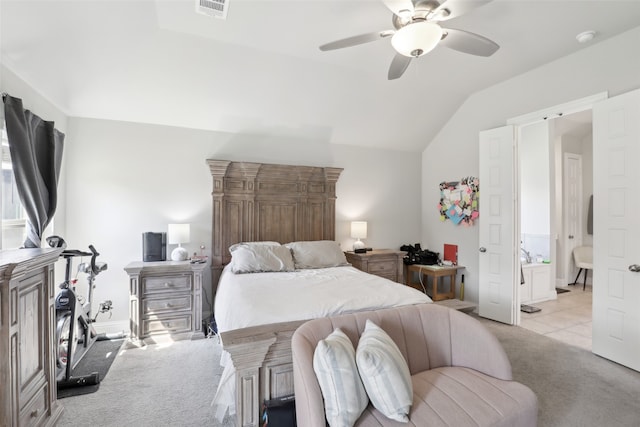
[432,0,493,21]
[381,0,414,17]
[319,30,394,51]
[388,53,412,80]
[440,28,499,56]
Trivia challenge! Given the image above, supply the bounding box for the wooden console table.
[405,264,465,301]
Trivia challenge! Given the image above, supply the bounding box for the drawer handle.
[165,303,173,308]
[164,282,174,287]
[31,409,39,418]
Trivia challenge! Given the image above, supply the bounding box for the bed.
[206,160,431,427]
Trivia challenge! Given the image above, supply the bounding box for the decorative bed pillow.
[228,241,280,251]
[229,243,294,274]
[284,240,349,269]
[356,320,413,423]
[313,328,368,427]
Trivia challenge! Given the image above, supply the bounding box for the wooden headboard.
[206,160,343,285]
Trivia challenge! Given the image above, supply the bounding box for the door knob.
[479,247,487,253]
[568,235,574,239]
[629,264,640,272]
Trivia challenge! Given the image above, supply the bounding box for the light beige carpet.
[57,337,235,426]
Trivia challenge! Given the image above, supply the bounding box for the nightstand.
[344,249,405,283]
[124,260,207,344]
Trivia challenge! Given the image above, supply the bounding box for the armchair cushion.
[356,320,412,422]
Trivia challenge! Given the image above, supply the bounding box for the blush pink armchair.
[292,303,537,426]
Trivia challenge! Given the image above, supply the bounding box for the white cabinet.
[521,263,553,304]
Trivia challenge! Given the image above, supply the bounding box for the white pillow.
[313,328,368,427]
[284,240,349,269]
[229,243,294,274]
[228,241,280,251]
[356,320,413,423]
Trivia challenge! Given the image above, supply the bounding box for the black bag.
[262,395,296,427]
[401,244,440,265]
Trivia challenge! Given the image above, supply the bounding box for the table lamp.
[168,223,190,261]
[351,221,367,251]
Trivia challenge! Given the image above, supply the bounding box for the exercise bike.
[47,236,112,388]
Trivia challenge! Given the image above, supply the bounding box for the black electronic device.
[400,243,439,265]
[142,232,166,262]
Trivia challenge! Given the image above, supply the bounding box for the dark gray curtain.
[2,94,64,248]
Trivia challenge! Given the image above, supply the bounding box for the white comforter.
[214,264,432,333]
[212,264,431,420]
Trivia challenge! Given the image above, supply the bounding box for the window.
[1,126,26,249]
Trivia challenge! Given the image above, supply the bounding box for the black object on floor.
[556,287,571,294]
[57,338,124,399]
[521,304,541,313]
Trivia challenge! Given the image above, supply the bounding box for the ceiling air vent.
[195,0,229,20]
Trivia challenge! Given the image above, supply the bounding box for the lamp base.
[353,239,365,251]
[171,246,189,261]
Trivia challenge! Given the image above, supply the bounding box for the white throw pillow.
[284,240,349,269]
[356,320,413,423]
[229,243,294,273]
[313,328,368,427]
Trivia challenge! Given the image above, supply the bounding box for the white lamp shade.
[351,221,368,239]
[168,223,190,245]
[391,21,443,57]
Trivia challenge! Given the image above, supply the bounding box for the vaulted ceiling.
[2,1,640,151]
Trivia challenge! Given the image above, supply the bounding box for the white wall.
[520,121,550,235]
[422,26,640,305]
[64,117,422,332]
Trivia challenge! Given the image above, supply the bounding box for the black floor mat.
[556,287,571,294]
[57,338,124,398]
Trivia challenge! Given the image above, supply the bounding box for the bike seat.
[78,262,108,275]
[94,262,108,273]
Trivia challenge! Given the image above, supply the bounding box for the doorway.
[518,110,594,349]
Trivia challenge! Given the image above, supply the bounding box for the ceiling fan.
[319,0,499,80]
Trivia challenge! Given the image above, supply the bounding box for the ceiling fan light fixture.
[391,21,443,57]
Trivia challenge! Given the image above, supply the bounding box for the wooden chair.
[572,246,593,290]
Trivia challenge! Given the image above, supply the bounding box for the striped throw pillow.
[356,320,413,422]
[313,328,368,427]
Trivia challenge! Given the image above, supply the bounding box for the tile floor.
[520,284,593,351]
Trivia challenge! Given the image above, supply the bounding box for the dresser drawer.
[143,295,192,315]
[368,259,396,276]
[19,384,48,427]
[143,315,192,336]
[142,274,191,294]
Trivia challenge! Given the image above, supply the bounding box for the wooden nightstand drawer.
[142,274,191,294]
[143,315,192,336]
[368,259,396,275]
[143,295,192,315]
[344,249,405,283]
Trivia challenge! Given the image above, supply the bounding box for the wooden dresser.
[344,249,405,283]
[124,261,207,344]
[0,248,63,427]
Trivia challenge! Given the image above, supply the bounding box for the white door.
[592,89,640,371]
[479,125,518,324]
[563,153,583,284]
